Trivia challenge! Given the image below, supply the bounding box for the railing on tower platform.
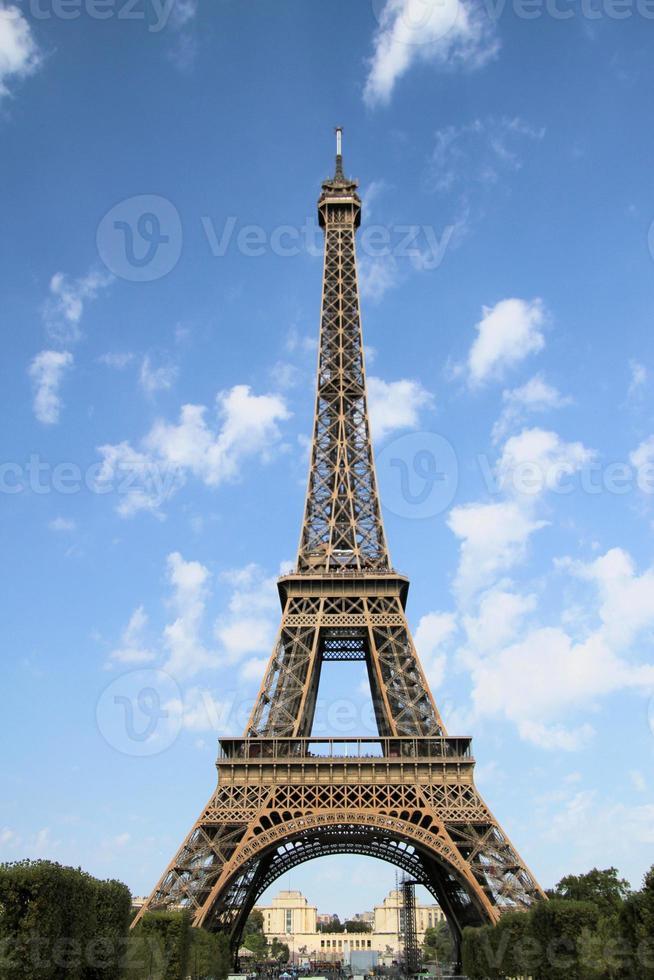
[218,736,473,762]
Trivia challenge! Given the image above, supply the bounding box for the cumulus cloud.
[97,385,290,516]
[0,5,41,99]
[448,500,547,601]
[414,611,457,689]
[492,375,571,443]
[496,427,595,498]
[467,298,546,385]
[28,350,73,425]
[215,564,279,667]
[364,0,498,108]
[42,268,113,345]
[162,552,216,677]
[367,376,433,440]
[461,587,536,658]
[459,547,654,749]
[108,606,156,665]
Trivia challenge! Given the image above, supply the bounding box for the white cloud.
[42,268,113,345]
[492,375,571,443]
[162,552,216,677]
[567,547,654,649]
[469,625,654,746]
[364,0,498,108]
[48,517,76,532]
[497,427,595,498]
[367,376,433,440]
[627,359,647,400]
[428,116,545,193]
[139,354,178,395]
[461,547,654,749]
[169,0,197,28]
[108,606,155,665]
[630,436,654,498]
[97,385,290,516]
[414,611,457,689]
[448,500,547,601]
[462,587,536,657]
[467,298,546,385]
[28,350,73,425]
[0,5,41,99]
[98,351,134,369]
[215,563,278,665]
[358,254,399,302]
[165,686,234,733]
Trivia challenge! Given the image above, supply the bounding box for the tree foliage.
[0,859,131,980]
[551,868,631,919]
[127,911,191,980]
[343,920,372,933]
[187,930,231,980]
[462,864,654,980]
[422,922,454,965]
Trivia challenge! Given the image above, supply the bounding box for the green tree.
[270,938,290,963]
[551,869,630,919]
[244,911,264,935]
[187,930,231,980]
[343,920,372,933]
[618,865,654,980]
[531,898,599,980]
[127,910,192,980]
[0,859,131,980]
[422,922,453,966]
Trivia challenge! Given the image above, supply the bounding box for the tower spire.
[335,125,344,180]
[298,127,387,572]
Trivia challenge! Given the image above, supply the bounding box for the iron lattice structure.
[133,133,545,966]
[401,878,420,977]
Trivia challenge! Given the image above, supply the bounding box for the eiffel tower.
[133,130,545,966]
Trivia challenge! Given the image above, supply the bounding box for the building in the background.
[374,888,445,935]
[350,910,374,927]
[257,890,318,936]
[254,888,445,964]
[317,912,340,927]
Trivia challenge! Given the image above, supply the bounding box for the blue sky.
[2,0,654,918]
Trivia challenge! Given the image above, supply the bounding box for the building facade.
[254,889,445,963]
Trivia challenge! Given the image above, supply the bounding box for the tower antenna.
[335,125,344,179]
